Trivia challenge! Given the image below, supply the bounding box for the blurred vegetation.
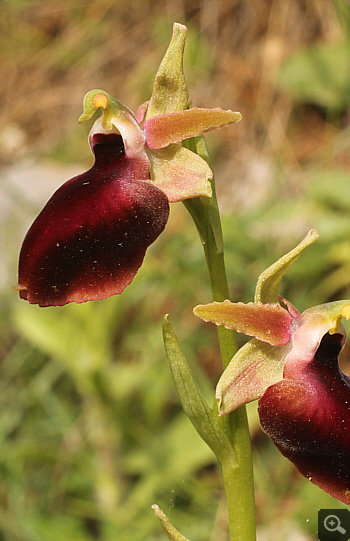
[1,1,349,540]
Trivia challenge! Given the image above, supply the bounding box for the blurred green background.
[1,1,349,540]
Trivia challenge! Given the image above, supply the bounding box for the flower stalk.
[152,23,256,540]
[184,139,256,540]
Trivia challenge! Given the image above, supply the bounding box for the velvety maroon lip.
[258,332,350,504]
[17,133,169,306]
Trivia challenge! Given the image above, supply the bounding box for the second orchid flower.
[194,230,350,504]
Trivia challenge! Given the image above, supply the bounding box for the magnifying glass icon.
[324,514,346,534]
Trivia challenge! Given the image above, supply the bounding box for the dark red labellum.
[258,332,350,503]
[18,133,169,306]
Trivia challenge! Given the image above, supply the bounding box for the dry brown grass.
[1,0,344,168]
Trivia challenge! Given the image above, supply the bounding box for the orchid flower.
[194,230,350,504]
[14,23,241,307]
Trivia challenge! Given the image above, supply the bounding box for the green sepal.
[254,229,319,304]
[152,505,192,541]
[216,339,289,415]
[162,316,237,465]
[146,23,189,118]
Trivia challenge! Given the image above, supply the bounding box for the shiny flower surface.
[194,230,350,503]
[15,23,241,307]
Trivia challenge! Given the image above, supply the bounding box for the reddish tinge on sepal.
[16,132,169,306]
[143,108,242,149]
[194,301,294,346]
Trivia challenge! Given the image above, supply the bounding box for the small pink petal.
[144,107,242,149]
[134,101,149,124]
[194,301,293,346]
[279,295,300,319]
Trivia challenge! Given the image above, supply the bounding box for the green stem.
[183,140,256,541]
[221,409,257,541]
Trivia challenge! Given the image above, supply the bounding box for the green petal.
[216,339,290,415]
[146,23,189,118]
[194,301,293,346]
[254,229,319,304]
[144,107,242,149]
[147,144,213,202]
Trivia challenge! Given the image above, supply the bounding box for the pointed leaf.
[152,505,192,541]
[162,316,236,464]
